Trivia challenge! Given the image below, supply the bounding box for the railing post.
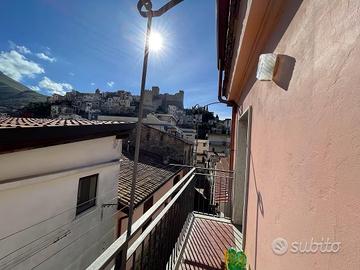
[114,245,127,270]
[86,169,196,270]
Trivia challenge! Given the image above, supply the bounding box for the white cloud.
[39,76,73,95]
[16,45,31,54]
[69,72,75,76]
[8,41,32,54]
[29,85,40,91]
[0,50,44,81]
[107,81,114,88]
[36,52,56,63]
[91,82,95,86]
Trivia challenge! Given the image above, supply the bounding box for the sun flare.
[148,31,163,52]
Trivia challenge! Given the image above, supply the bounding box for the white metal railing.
[86,164,234,270]
[86,168,196,270]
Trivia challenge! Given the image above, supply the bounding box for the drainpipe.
[217,63,229,105]
[217,61,237,171]
[217,58,237,107]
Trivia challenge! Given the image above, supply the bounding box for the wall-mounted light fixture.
[256,53,278,81]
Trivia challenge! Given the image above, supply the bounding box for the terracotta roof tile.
[0,117,127,129]
[0,117,135,154]
[118,153,180,207]
[214,157,232,203]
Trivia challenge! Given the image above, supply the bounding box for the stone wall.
[126,125,193,165]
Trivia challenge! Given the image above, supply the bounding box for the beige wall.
[196,139,209,154]
[231,0,360,269]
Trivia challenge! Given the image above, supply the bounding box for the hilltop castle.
[48,86,184,118]
[140,86,184,112]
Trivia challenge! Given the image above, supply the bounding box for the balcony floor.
[176,213,242,270]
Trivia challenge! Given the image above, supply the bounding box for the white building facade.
[0,118,134,270]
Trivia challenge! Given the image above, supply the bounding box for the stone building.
[126,124,193,165]
[139,86,184,113]
[181,128,197,144]
[208,133,230,155]
[49,89,135,118]
[195,139,209,167]
[50,104,75,118]
[49,87,183,119]
[167,105,186,124]
[47,93,65,103]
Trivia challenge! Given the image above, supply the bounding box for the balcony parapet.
[87,164,235,270]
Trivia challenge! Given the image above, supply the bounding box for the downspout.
[217,62,230,105]
[217,61,237,171]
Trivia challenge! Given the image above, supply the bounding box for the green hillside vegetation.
[0,72,47,112]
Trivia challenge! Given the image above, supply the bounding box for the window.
[203,142,206,147]
[76,174,98,215]
[146,132,150,141]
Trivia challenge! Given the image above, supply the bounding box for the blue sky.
[0,0,231,119]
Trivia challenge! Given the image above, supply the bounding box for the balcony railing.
[87,166,237,270]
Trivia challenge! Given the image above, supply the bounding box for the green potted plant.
[224,248,247,270]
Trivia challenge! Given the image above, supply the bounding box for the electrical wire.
[29,205,130,270]
[1,203,127,270]
[0,196,124,264]
[1,158,183,268]
[0,187,120,242]
[0,159,177,257]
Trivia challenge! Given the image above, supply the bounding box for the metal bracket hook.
[137,0,184,18]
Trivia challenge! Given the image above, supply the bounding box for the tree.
[19,102,51,118]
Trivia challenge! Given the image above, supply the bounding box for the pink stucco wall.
[237,1,360,269]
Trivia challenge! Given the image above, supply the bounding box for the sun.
[148,31,163,52]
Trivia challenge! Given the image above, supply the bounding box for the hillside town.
[0,68,231,168]
[48,86,185,120]
[0,75,232,270]
[52,86,231,168]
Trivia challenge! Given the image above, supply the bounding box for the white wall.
[181,129,196,144]
[208,134,231,154]
[0,136,121,270]
[0,136,121,182]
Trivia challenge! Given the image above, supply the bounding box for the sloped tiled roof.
[0,117,126,128]
[214,157,232,203]
[118,153,180,208]
[0,117,135,154]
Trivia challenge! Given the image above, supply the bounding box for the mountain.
[0,72,47,112]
